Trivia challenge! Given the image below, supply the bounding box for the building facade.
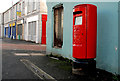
[25,0,41,43]
[25,0,47,43]
[0,13,4,38]
[3,0,47,44]
[3,1,17,39]
[4,8,11,38]
[46,2,120,75]
[16,0,24,40]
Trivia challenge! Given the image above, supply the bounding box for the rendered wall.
[118,1,120,75]
[46,2,119,74]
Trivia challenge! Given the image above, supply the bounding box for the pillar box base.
[72,59,96,76]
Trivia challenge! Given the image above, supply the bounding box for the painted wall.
[118,1,120,75]
[46,2,119,74]
[0,14,4,38]
[96,2,118,74]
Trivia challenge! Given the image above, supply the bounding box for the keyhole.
[82,33,83,35]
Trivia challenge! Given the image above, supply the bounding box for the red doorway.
[41,14,47,44]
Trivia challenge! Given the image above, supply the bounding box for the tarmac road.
[2,38,103,81]
[2,38,73,80]
[2,38,46,79]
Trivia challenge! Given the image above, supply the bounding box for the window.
[33,0,36,11]
[10,9,12,20]
[8,11,10,21]
[53,4,63,48]
[32,21,36,35]
[6,27,8,36]
[12,26,16,35]
[28,22,32,35]
[19,3,21,11]
[13,7,15,19]
[28,21,36,36]
[22,1,25,15]
[17,24,22,35]
[75,16,82,25]
[27,0,30,13]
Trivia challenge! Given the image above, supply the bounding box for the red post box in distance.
[72,4,97,76]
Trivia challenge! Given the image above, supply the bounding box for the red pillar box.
[72,4,97,76]
[73,4,97,59]
[41,14,47,44]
